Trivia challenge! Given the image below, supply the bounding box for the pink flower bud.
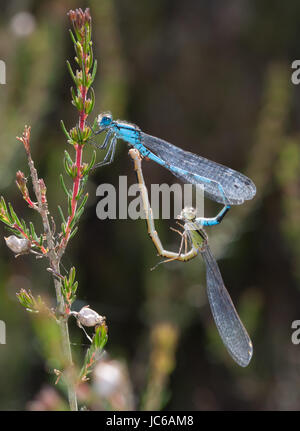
[16,171,28,194]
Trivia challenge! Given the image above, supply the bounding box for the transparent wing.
[140,132,256,205]
[200,244,253,367]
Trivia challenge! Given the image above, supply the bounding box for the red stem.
[60,53,88,252]
[62,144,83,246]
[79,86,87,130]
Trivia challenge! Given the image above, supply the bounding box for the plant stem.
[20,127,78,410]
[60,317,78,410]
[58,143,83,259]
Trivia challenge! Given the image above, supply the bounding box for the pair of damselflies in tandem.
[91,113,256,366]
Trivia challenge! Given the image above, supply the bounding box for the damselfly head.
[97,112,113,128]
[178,207,197,221]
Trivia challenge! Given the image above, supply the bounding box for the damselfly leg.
[92,136,118,170]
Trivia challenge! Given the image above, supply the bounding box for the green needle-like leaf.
[66,60,77,85]
[60,174,70,197]
[58,205,66,224]
[60,120,72,141]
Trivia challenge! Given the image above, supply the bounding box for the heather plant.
[0,8,108,411]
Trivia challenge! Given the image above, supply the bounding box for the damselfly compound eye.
[97,112,112,128]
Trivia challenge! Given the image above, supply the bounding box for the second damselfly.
[129,148,253,367]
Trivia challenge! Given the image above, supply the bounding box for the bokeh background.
[1,0,300,410]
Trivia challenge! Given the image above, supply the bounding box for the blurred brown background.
[1,0,300,410]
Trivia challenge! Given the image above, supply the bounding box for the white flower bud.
[93,360,124,397]
[77,306,105,327]
[5,235,31,255]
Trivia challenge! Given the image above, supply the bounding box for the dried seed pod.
[5,235,31,255]
[76,306,105,327]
